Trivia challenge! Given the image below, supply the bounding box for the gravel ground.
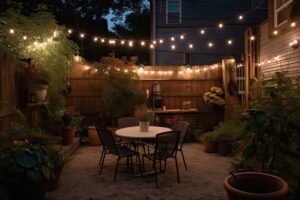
[46,143,231,200]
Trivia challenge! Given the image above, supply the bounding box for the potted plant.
[202,132,217,153]
[0,128,56,200]
[139,111,154,132]
[62,109,84,145]
[26,64,49,103]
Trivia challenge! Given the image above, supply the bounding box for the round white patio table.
[115,126,172,139]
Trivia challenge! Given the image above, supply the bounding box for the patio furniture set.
[96,118,189,188]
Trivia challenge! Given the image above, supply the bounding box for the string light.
[171,44,176,50]
[129,41,133,47]
[290,22,296,27]
[180,35,185,40]
[22,35,27,40]
[141,41,145,46]
[159,39,164,44]
[9,29,15,34]
[53,30,58,38]
[189,44,193,49]
[238,15,244,20]
[68,29,73,34]
[200,29,205,34]
[80,33,85,38]
[121,40,125,45]
[208,42,213,47]
[84,65,91,70]
[171,37,175,41]
[93,37,98,42]
[101,38,105,43]
[74,56,81,62]
[218,23,224,28]
[152,40,157,45]
[150,44,154,49]
[273,30,278,35]
[227,40,232,45]
[250,36,255,41]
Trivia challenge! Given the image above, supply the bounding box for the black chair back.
[117,117,139,128]
[154,131,180,159]
[97,128,118,154]
[174,121,189,149]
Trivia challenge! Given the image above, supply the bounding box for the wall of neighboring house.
[259,1,300,78]
[152,0,267,66]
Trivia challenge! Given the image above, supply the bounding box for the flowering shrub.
[203,87,225,106]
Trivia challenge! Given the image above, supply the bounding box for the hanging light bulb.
[250,36,255,41]
[200,29,205,34]
[121,40,125,45]
[208,42,213,47]
[189,44,193,49]
[238,15,244,21]
[150,44,154,49]
[80,33,85,38]
[290,22,296,27]
[218,23,224,28]
[23,35,27,40]
[159,39,164,44]
[93,37,98,42]
[129,41,133,47]
[227,40,232,45]
[9,29,15,34]
[68,29,73,34]
[101,38,105,43]
[171,37,175,41]
[180,35,185,39]
[273,30,278,35]
[171,44,176,50]
[53,30,58,38]
[152,40,157,45]
[141,41,145,46]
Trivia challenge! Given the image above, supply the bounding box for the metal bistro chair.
[142,130,180,188]
[174,121,190,170]
[96,128,141,181]
[117,117,139,128]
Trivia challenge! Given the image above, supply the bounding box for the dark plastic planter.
[224,172,288,200]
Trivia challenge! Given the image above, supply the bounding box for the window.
[274,0,293,27]
[166,0,181,24]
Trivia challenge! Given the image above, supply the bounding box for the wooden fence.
[68,66,223,129]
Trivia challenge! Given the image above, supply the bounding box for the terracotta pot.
[204,140,217,153]
[224,172,289,200]
[88,126,100,145]
[218,140,231,156]
[62,126,75,145]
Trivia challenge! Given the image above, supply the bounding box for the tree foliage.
[0,10,78,120]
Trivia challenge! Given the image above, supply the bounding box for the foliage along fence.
[68,65,223,129]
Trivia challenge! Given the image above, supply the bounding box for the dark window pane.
[277,7,289,25]
[168,1,179,12]
[168,13,180,23]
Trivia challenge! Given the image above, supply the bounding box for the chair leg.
[99,147,105,166]
[153,161,158,188]
[163,159,167,172]
[136,153,142,175]
[180,149,188,170]
[114,157,120,182]
[130,156,134,172]
[142,155,145,175]
[174,156,180,184]
[99,150,106,174]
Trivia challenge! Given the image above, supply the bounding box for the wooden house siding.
[259,21,300,78]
